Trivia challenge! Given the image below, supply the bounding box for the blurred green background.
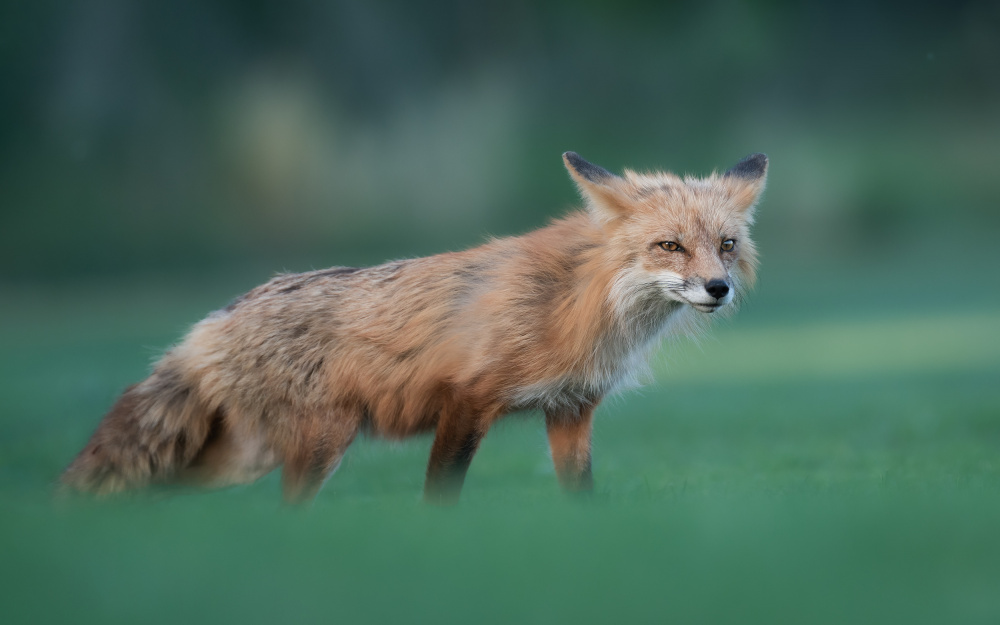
[2,1,1000,623]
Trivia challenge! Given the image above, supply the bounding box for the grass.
[2,258,1000,624]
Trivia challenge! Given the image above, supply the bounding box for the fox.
[60,151,767,504]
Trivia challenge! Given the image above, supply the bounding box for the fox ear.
[723,153,768,213]
[725,153,768,181]
[563,152,631,223]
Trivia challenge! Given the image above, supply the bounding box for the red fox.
[61,151,767,504]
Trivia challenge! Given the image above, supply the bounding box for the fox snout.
[684,277,734,313]
[704,279,730,300]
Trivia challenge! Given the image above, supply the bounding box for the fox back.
[61,151,768,503]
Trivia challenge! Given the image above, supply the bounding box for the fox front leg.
[545,403,596,492]
[423,404,491,504]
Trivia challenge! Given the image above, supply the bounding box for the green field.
[2,253,1000,625]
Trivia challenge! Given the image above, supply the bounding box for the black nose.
[705,279,730,300]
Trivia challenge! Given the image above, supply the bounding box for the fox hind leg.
[281,411,360,505]
[545,402,597,493]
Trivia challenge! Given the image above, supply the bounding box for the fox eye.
[659,241,684,252]
[721,239,735,252]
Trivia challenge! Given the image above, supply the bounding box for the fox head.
[564,151,767,315]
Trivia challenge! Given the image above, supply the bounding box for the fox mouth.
[660,286,729,313]
[671,295,725,313]
[690,302,723,313]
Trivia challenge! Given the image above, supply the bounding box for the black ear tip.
[563,151,613,183]
[748,153,768,169]
[725,153,768,179]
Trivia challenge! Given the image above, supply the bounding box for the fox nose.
[705,279,730,300]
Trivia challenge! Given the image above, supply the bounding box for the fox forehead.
[618,173,753,237]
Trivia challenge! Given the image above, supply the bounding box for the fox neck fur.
[488,212,693,411]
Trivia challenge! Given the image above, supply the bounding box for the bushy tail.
[60,365,216,496]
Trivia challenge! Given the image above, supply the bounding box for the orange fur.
[61,152,768,503]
